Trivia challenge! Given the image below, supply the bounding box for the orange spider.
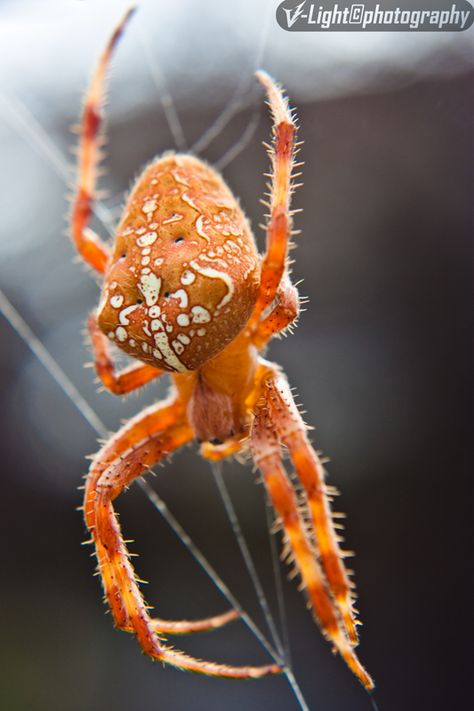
[72,8,373,688]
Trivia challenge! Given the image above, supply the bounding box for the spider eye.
[136,298,143,305]
[164,291,170,298]
[174,236,184,243]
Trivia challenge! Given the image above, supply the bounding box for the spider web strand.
[0,92,115,239]
[211,461,285,658]
[264,491,292,667]
[215,107,261,171]
[137,24,188,152]
[189,0,273,156]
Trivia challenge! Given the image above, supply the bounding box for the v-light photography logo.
[276,0,474,30]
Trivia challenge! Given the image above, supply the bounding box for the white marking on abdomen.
[115,326,127,342]
[119,304,139,325]
[189,260,235,310]
[172,339,185,355]
[139,273,161,306]
[181,192,199,211]
[191,305,211,324]
[142,200,157,215]
[181,270,195,285]
[195,215,210,242]
[177,313,190,326]
[149,305,161,318]
[162,213,183,224]
[153,327,186,372]
[137,231,157,247]
[110,294,124,308]
[168,289,188,308]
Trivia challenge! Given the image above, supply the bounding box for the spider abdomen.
[98,153,260,372]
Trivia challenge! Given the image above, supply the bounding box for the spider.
[72,8,373,689]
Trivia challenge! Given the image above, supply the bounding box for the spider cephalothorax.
[71,9,374,688]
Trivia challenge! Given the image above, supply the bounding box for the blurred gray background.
[0,1,472,710]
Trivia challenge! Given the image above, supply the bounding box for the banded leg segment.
[251,378,373,689]
[85,397,187,628]
[85,398,237,637]
[91,422,194,629]
[71,8,136,272]
[85,396,186,533]
[88,313,163,394]
[252,274,299,349]
[264,373,359,646]
[248,71,298,330]
[86,409,279,677]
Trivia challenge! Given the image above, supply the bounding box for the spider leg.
[85,396,187,628]
[149,609,240,636]
[71,8,136,273]
[252,273,299,349]
[85,397,237,636]
[199,438,243,461]
[88,313,163,394]
[247,71,298,330]
[263,373,360,646]
[85,400,279,678]
[251,372,373,690]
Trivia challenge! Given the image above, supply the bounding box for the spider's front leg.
[70,9,136,273]
[84,396,279,678]
[251,370,374,690]
[247,71,299,332]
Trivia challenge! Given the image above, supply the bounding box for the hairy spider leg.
[84,395,238,636]
[84,398,280,677]
[251,371,374,690]
[264,374,360,646]
[88,313,164,394]
[250,72,364,655]
[252,273,300,349]
[247,71,299,330]
[84,398,186,629]
[147,609,239,636]
[71,8,136,273]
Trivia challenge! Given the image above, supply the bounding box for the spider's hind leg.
[85,398,278,678]
[149,609,239,636]
[250,368,374,689]
[85,399,237,636]
[263,373,360,646]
